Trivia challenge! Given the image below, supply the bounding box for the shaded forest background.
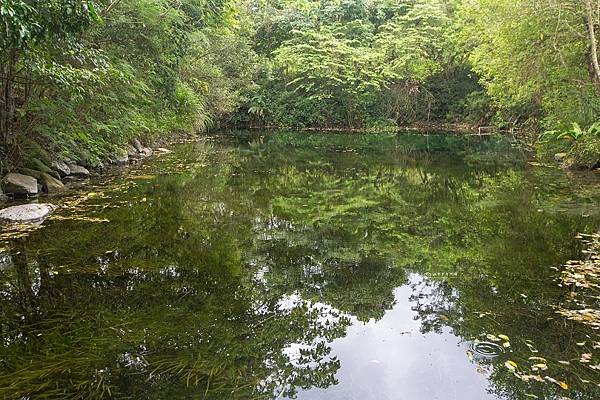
[1,0,600,169]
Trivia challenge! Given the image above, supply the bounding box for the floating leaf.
[558,381,569,390]
[486,334,501,342]
[525,341,539,353]
[532,363,548,371]
[505,360,518,371]
[545,376,569,390]
[529,357,547,362]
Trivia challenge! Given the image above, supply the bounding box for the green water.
[1,131,600,399]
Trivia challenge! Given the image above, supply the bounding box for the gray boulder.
[2,173,38,195]
[0,203,56,224]
[67,164,90,178]
[111,149,129,166]
[127,145,141,160]
[52,160,71,177]
[41,173,66,193]
[132,138,144,153]
[141,147,153,157]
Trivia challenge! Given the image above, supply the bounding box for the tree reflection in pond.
[1,131,600,399]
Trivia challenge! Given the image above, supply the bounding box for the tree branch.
[584,0,600,92]
[101,0,124,17]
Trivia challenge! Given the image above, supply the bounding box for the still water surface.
[1,131,600,399]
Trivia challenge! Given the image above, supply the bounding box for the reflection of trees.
[246,133,515,323]
[2,131,600,399]
[0,148,348,399]
[249,132,600,399]
[406,172,600,399]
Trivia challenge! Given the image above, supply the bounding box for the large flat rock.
[0,203,56,223]
[3,173,38,195]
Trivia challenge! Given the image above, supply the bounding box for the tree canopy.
[0,0,599,168]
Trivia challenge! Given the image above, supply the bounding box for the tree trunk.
[1,49,18,144]
[584,0,600,93]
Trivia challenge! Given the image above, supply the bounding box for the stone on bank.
[41,173,66,193]
[2,173,38,195]
[67,164,91,178]
[0,203,56,224]
[111,149,129,166]
[52,160,71,177]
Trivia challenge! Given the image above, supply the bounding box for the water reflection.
[1,131,599,399]
[296,277,499,400]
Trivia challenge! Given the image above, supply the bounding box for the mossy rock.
[40,172,66,193]
[18,168,42,180]
[20,138,53,167]
[24,158,60,180]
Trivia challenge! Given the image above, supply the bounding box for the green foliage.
[0,0,255,167]
[234,0,479,129]
[0,0,98,50]
[539,122,600,168]
[232,0,600,131]
[273,26,383,127]
[457,0,600,129]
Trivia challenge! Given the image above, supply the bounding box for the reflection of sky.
[293,284,498,400]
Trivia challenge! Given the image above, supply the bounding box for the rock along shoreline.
[0,138,174,225]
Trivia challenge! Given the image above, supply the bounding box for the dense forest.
[1,0,600,171]
[3,2,600,399]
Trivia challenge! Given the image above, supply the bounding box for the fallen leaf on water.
[545,376,569,390]
[532,363,548,371]
[487,334,501,342]
[505,360,518,371]
[498,334,510,341]
[529,357,547,362]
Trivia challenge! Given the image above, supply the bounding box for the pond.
[1,130,600,399]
